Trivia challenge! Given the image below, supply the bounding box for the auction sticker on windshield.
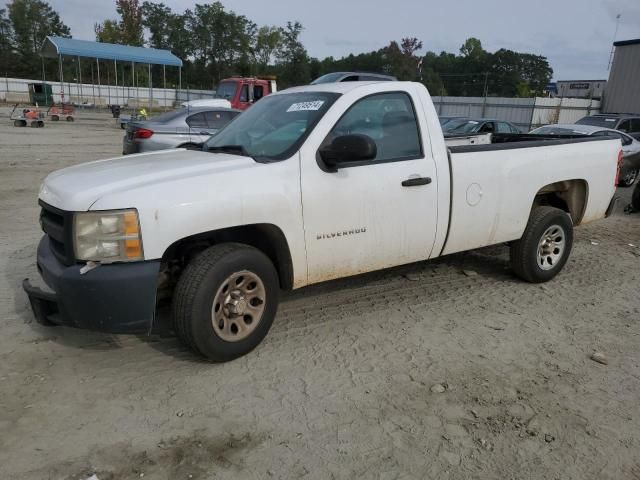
[287,100,325,112]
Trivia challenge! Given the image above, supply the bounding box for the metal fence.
[0,76,215,109]
[433,95,601,131]
[2,77,601,127]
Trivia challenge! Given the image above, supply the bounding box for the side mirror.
[319,134,377,171]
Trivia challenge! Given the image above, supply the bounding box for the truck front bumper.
[23,236,160,334]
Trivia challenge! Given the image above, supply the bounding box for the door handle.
[402,177,432,187]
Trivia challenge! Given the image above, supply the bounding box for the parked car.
[530,123,640,187]
[122,107,240,155]
[311,72,397,84]
[25,81,619,362]
[575,114,640,139]
[180,99,231,109]
[442,118,521,135]
[439,115,466,126]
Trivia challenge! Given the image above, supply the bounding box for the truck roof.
[279,81,415,95]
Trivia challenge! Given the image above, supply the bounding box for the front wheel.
[173,243,279,362]
[510,207,574,283]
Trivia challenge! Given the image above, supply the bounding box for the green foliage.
[95,0,143,46]
[0,0,554,99]
[3,0,70,77]
[275,21,310,87]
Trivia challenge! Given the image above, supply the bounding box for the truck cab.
[215,77,277,110]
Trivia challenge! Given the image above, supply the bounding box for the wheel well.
[533,179,588,225]
[161,224,294,291]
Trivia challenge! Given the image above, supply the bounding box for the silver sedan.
[122,107,241,155]
[530,123,640,187]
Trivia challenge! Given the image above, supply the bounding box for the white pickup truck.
[24,81,621,361]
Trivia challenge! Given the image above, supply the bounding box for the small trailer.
[10,104,45,128]
[47,103,75,122]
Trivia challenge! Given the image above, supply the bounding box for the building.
[555,80,606,99]
[603,39,640,114]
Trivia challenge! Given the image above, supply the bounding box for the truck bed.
[443,136,619,256]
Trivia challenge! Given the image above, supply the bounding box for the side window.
[186,112,208,128]
[511,124,521,133]
[204,111,233,130]
[496,122,512,133]
[618,120,631,132]
[240,85,249,103]
[630,119,640,133]
[253,85,264,101]
[479,122,495,133]
[324,92,422,163]
[342,75,359,82]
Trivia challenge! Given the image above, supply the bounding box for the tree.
[95,0,143,46]
[401,37,423,57]
[254,25,282,68]
[460,37,484,60]
[94,19,120,44]
[275,21,310,87]
[117,0,143,46]
[6,0,70,77]
[0,8,16,73]
[141,1,172,49]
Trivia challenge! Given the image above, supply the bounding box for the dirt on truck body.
[0,108,639,479]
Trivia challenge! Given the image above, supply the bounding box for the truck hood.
[39,149,256,211]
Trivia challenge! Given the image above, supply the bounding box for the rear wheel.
[173,243,279,362]
[51,114,59,121]
[14,119,26,127]
[510,207,573,283]
[66,116,74,122]
[619,168,638,187]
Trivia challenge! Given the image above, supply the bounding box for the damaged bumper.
[23,236,160,334]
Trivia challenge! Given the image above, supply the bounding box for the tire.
[66,116,74,122]
[173,243,280,362]
[632,182,640,211]
[120,123,126,130]
[14,119,26,127]
[619,168,638,187]
[51,115,59,121]
[510,206,574,283]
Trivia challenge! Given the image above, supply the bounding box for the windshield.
[311,73,346,84]
[215,82,237,100]
[530,126,587,135]
[575,116,619,128]
[205,91,340,161]
[443,119,481,134]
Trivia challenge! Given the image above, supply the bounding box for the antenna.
[607,13,622,71]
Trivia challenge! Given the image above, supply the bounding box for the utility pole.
[608,14,622,71]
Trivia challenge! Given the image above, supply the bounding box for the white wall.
[0,77,214,108]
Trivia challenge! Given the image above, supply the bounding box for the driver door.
[300,90,439,284]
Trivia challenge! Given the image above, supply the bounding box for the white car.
[531,123,640,187]
[25,81,620,361]
[180,98,232,109]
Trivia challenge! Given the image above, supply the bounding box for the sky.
[10,0,640,81]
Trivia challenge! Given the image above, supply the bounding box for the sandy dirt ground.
[0,107,639,480]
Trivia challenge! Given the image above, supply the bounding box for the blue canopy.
[41,36,183,67]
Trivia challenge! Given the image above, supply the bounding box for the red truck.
[215,77,277,110]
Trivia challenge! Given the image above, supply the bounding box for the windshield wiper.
[206,144,253,159]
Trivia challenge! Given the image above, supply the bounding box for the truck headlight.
[73,209,143,262]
